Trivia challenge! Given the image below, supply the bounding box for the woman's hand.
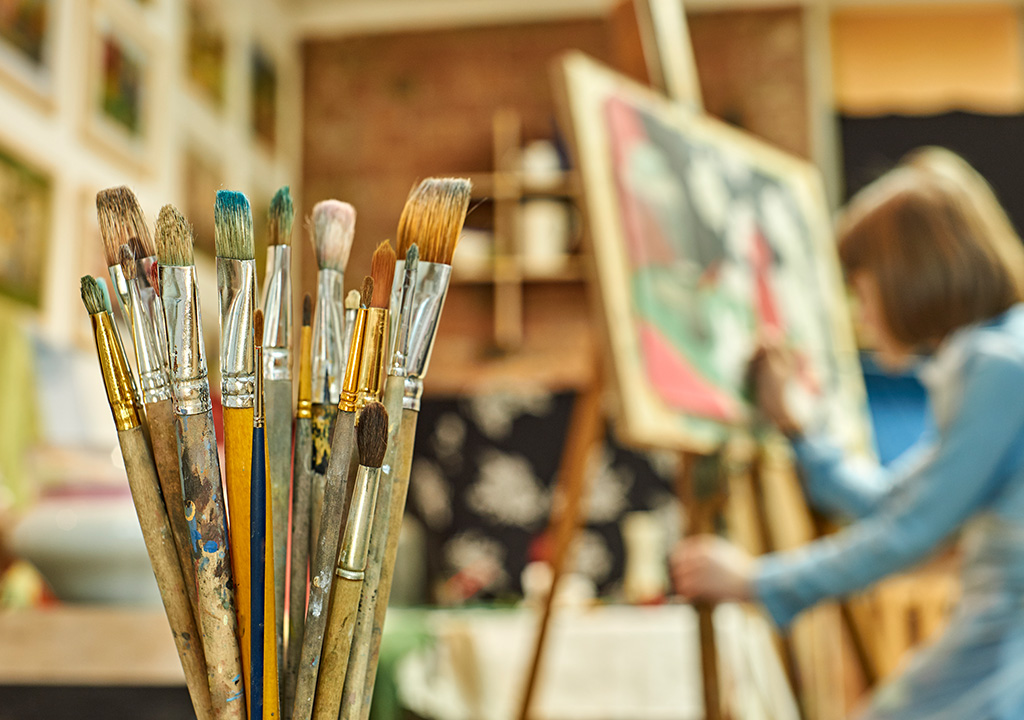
[750,338,803,438]
[670,535,755,602]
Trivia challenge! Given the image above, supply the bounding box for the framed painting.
[0,146,50,307]
[84,0,155,170]
[0,0,54,104]
[555,52,871,456]
[186,0,224,109]
[251,43,277,150]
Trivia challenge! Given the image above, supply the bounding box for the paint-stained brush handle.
[286,414,313,715]
[311,577,363,720]
[177,411,246,720]
[308,404,336,565]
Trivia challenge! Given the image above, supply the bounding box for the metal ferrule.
[261,245,292,380]
[124,274,171,404]
[386,261,451,409]
[341,307,358,376]
[137,255,169,373]
[355,308,389,410]
[311,268,346,405]
[107,263,132,328]
[297,325,313,420]
[402,376,425,412]
[254,345,265,428]
[336,464,381,577]
[216,257,256,409]
[91,312,141,431]
[389,258,418,377]
[339,308,367,413]
[160,264,211,416]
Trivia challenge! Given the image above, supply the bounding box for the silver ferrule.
[107,263,132,326]
[261,245,292,380]
[403,375,424,412]
[387,260,451,386]
[389,258,419,377]
[159,264,211,416]
[125,274,171,403]
[341,306,358,378]
[217,257,256,409]
[137,255,170,374]
[311,268,346,404]
[337,464,381,575]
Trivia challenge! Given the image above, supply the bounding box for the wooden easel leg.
[517,380,605,720]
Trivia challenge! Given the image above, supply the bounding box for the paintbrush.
[308,200,356,567]
[349,178,471,720]
[292,258,389,720]
[81,276,214,720]
[285,294,314,717]
[252,309,268,720]
[156,204,245,719]
[340,289,360,371]
[261,187,294,671]
[215,191,280,720]
[96,186,169,373]
[312,401,388,720]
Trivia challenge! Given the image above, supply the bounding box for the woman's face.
[852,272,915,372]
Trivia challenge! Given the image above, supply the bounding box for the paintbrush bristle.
[396,178,471,265]
[96,186,154,266]
[370,240,397,308]
[268,186,294,247]
[405,243,419,266]
[360,276,373,308]
[80,275,109,315]
[255,308,264,348]
[310,200,356,273]
[303,293,312,326]
[155,205,195,267]
[345,290,360,311]
[119,244,136,281]
[356,401,388,468]
[214,190,254,260]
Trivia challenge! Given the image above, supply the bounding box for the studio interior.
[1,1,1022,719]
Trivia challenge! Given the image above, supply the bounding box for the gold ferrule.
[296,325,313,419]
[91,312,141,431]
[355,307,389,410]
[254,344,265,427]
[339,308,367,413]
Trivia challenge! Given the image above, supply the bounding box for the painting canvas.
[0,0,53,101]
[556,52,871,455]
[0,148,50,306]
[251,45,276,149]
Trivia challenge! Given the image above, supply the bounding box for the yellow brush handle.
[312,576,364,720]
[225,407,282,719]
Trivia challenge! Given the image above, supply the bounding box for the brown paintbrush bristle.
[310,200,356,272]
[356,401,388,468]
[254,308,264,348]
[268,186,294,246]
[360,276,373,308]
[96,186,153,266]
[370,240,396,308]
[344,289,360,311]
[302,293,312,326]
[155,205,195,267]
[118,244,136,281]
[396,177,472,265]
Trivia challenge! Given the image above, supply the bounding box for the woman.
[672,148,1024,718]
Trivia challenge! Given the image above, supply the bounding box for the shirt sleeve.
[791,434,890,519]
[756,345,1024,628]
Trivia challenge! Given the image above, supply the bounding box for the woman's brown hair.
[837,147,1024,348]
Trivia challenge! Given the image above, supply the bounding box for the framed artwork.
[182,146,224,257]
[0,146,50,307]
[186,0,224,108]
[0,0,54,104]
[555,52,871,455]
[84,1,154,170]
[634,0,702,110]
[251,43,277,150]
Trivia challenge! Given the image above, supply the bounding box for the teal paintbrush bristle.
[214,190,254,261]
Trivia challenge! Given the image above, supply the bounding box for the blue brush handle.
[250,425,267,720]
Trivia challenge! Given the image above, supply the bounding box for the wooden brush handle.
[117,425,215,720]
[338,378,404,720]
[311,575,364,720]
[177,411,246,720]
[286,415,313,715]
[224,406,254,706]
[309,404,337,567]
[265,377,293,672]
[292,412,355,720]
[356,409,419,720]
[146,398,200,625]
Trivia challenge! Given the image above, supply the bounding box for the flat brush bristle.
[370,240,397,308]
[268,186,294,247]
[255,308,264,348]
[396,177,472,265]
[96,186,153,266]
[214,190,254,260]
[345,289,360,311]
[80,275,109,315]
[118,244,136,281]
[155,205,195,267]
[302,293,312,326]
[356,401,388,468]
[360,276,373,308]
[310,200,356,273]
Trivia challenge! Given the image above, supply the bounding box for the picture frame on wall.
[186,0,225,109]
[555,51,871,456]
[0,146,51,307]
[251,42,277,151]
[84,0,155,171]
[0,0,55,106]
